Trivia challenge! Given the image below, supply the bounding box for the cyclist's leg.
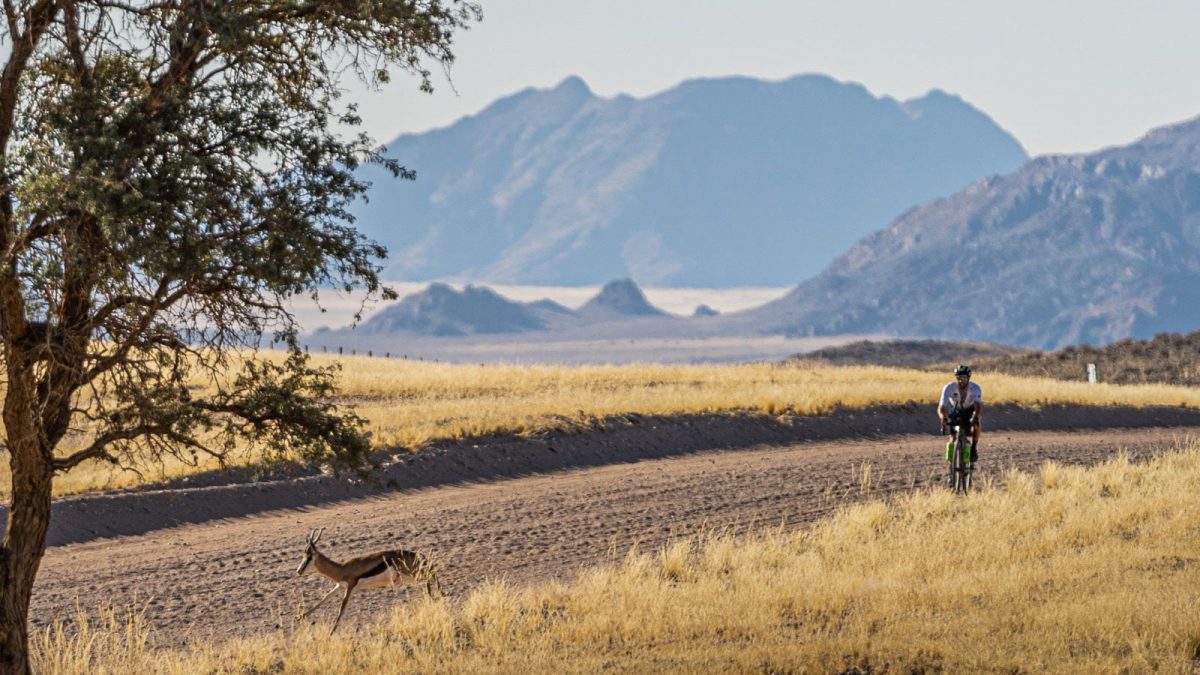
[943,408,957,462]
[943,420,955,485]
[971,416,981,463]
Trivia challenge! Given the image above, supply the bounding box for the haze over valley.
[321,75,1200,358]
[288,282,790,334]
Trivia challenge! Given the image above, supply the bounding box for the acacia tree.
[0,1,480,670]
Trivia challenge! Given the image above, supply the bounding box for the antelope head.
[297,528,325,575]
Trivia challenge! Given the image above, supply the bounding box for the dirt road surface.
[27,406,1200,649]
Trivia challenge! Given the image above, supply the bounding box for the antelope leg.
[302,583,341,618]
[330,582,357,635]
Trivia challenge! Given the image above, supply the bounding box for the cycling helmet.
[954,364,972,378]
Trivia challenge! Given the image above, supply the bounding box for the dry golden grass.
[332,357,1200,449]
[35,441,1200,673]
[8,354,1200,497]
[33,606,154,675]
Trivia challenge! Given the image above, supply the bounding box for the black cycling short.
[948,406,977,428]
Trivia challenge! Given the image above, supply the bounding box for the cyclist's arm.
[936,385,950,425]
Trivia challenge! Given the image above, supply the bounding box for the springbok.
[295,528,442,633]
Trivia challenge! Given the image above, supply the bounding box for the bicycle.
[942,416,974,494]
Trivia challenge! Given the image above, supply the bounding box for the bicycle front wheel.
[953,435,969,494]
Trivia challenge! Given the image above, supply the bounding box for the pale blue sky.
[344,0,1200,157]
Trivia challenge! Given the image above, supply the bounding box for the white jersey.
[939,381,982,412]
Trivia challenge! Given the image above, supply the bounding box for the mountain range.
[330,75,1200,352]
[745,115,1200,349]
[318,279,673,339]
[343,113,1200,351]
[352,74,1028,287]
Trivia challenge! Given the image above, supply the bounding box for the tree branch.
[0,0,60,254]
[52,422,203,471]
[63,1,91,85]
[0,0,59,155]
[91,0,174,14]
[88,277,173,328]
[2,0,17,40]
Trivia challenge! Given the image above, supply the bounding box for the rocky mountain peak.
[745,112,1200,349]
[578,279,667,319]
[351,73,1027,286]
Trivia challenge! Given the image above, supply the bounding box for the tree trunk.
[0,420,53,674]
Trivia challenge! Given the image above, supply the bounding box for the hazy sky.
[343,0,1200,158]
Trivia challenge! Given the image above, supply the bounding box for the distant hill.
[354,283,559,337]
[971,331,1200,386]
[789,339,1030,369]
[577,279,668,321]
[746,115,1200,349]
[785,332,1200,387]
[326,279,671,338]
[353,74,1027,286]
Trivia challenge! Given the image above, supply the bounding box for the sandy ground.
[26,405,1200,649]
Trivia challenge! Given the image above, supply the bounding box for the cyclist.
[938,364,982,482]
